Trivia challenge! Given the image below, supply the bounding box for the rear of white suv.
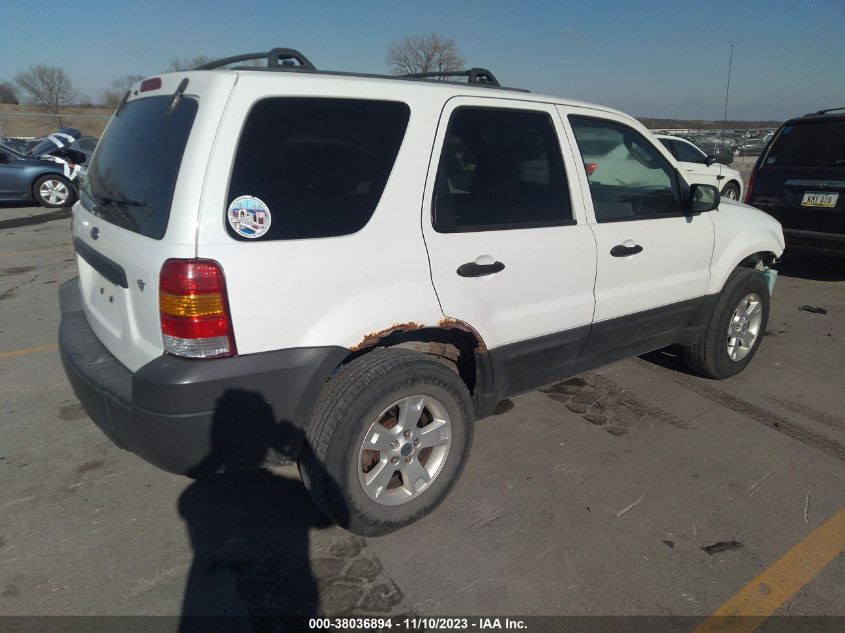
[61,71,360,474]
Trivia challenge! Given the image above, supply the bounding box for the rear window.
[766,120,845,168]
[226,98,410,241]
[81,96,198,240]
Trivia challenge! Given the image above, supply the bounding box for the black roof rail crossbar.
[810,106,845,115]
[196,48,316,71]
[400,67,501,87]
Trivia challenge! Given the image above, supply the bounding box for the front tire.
[721,183,740,200]
[33,175,76,208]
[684,268,770,379]
[299,348,474,535]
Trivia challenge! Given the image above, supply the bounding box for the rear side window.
[569,116,680,222]
[82,96,198,240]
[766,120,845,168]
[227,98,410,240]
[433,108,571,232]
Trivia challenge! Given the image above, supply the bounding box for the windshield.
[767,120,845,169]
[81,95,198,239]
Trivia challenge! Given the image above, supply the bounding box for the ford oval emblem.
[90,226,100,240]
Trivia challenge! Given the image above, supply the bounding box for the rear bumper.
[58,278,347,476]
[783,229,845,257]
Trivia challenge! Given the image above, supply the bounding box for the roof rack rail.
[399,67,501,87]
[812,106,845,115]
[192,48,525,91]
[196,48,316,71]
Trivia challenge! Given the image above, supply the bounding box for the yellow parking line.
[0,343,58,359]
[693,506,845,633]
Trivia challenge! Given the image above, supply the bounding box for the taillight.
[159,259,236,358]
[744,165,757,204]
[585,162,599,176]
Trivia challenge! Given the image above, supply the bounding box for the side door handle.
[457,260,505,277]
[610,244,643,257]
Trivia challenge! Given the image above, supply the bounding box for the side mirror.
[689,184,720,214]
[704,154,719,166]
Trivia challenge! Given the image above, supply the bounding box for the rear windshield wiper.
[97,195,146,207]
[92,193,145,231]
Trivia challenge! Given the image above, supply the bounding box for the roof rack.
[399,68,501,87]
[194,48,525,91]
[805,106,845,116]
[196,48,316,70]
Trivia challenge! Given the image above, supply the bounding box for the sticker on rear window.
[227,195,271,239]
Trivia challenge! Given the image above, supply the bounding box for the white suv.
[655,134,744,200]
[59,49,784,535]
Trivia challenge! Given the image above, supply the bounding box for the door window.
[569,116,681,222]
[673,139,708,163]
[434,108,572,232]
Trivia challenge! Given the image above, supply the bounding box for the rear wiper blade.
[97,195,146,207]
[91,193,143,231]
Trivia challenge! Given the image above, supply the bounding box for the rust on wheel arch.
[438,317,487,352]
[349,322,425,352]
[348,318,487,353]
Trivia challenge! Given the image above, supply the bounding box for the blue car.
[0,133,86,208]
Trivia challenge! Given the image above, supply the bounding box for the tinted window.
[82,96,198,239]
[658,138,679,158]
[673,139,707,163]
[434,108,571,231]
[569,116,680,222]
[227,98,410,240]
[767,120,845,168]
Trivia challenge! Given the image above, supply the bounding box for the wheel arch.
[721,179,742,198]
[342,320,487,401]
[709,248,779,295]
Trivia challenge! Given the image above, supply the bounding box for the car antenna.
[720,43,733,149]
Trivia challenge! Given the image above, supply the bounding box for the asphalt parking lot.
[1,203,843,623]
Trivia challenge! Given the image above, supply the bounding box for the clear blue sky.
[1,0,842,120]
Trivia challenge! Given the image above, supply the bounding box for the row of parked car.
[0,128,96,208]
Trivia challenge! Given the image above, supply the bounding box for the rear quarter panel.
[196,74,447,354]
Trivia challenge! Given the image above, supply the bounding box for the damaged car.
[0,128,90,208]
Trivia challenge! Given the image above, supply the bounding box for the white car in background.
[656,134,744,200]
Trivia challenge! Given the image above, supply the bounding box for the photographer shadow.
[178,390,348,632]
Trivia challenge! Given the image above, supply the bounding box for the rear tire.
[684,267,770,379]
[299,348,474,535]
[721,182,740,200]
[33,175,76,208]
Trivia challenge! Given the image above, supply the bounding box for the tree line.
[1,35,464,127]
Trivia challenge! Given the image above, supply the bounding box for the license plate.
[801,191,839,208]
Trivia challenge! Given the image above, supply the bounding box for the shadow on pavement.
[638,345,696,376]
[776,252,845,282]
[177,390,345,632]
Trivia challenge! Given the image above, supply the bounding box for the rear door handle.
[610,244,643,257]
[457,261,505,277]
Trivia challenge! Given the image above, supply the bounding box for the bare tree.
[0,81,18,105]
[14,64,77,126]
[100,74,145,109]
[386,34,465,76]
[165,55,213,72]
